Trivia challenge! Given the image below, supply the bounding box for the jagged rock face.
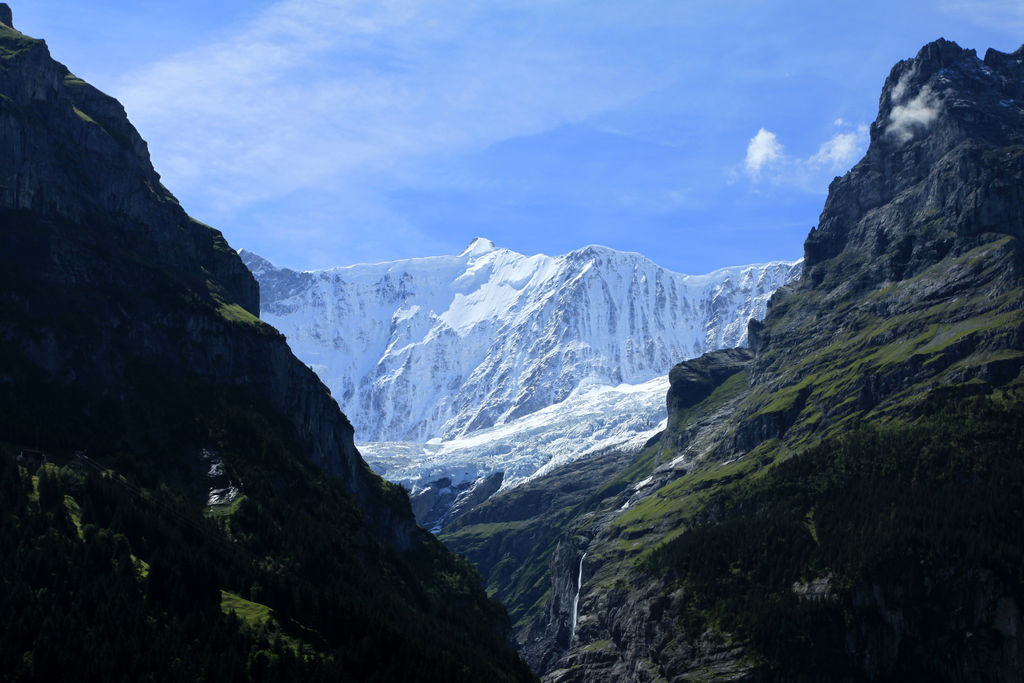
[804,39,1024,290]
[244,244,800,442]
[440,445,636,650]
[0,13,539,679]
[666,347,754,418]
[409,471,504,533]
[0,20,257,315]
[736,40,1024,457]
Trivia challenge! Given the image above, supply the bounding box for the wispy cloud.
[939,0,1024,34]
[884,71,940,143]
[810,130,864,166]
[115,0,677,218]
[886,87,939,143]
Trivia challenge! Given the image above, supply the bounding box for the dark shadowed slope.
[0,7,534,681]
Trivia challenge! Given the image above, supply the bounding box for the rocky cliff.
[443,39,1024,681]
[0,8,533,680]
[0,0,406,521]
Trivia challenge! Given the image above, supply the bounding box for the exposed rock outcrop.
[410,471,504,531]
[666,348,753,422]
[803,39,1024,289]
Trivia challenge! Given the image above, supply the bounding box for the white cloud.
[810,128,866,168]
[885,85,939,143]
[744,128,783,177]
[742,122,868,188]
[889,69,913,104]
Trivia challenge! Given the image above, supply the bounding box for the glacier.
[242,239,800,498]
[358,376,670,492]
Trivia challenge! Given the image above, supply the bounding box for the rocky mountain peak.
[0,13,537,677]
[0,20,258,314]
[984,43,1024,73]
[484,41,1024,680]
[459,236,497,257]
[236,248,276,276]
[741,37,1024,450]
[802,39,1024,291]
[0,4,12,28]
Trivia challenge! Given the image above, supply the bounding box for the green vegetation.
[0,182,532,677]
[441,366,765,631]
[668,368,750,431]
[582,639,614,653]
[217,300,264,327]
[71,106,96,125]
[0,23,36,61]
[444,511,570,629]
[612,374,777,545]
[205,493,247,519]
[0,397,535,682]
[734,248,1024,455]
[612,446,780,557]
[1,456,283,681]
[63,73,88,87]
[221,590,273,629]
[647,393,1024,680]
[441,450,633,630]
[442,519,533,542]
[204,275,269,332]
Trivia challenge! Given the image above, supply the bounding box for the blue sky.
[14,1,1024,273]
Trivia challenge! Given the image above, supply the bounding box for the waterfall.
[570,552,587,638]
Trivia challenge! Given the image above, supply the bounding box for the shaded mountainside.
[0,8,533,681]
[442,39,1024,681]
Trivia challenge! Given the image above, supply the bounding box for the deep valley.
[2,2,1024,680]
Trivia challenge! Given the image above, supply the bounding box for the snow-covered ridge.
[241,240,801,444]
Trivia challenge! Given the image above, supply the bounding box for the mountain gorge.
[441,39,1024,680]
[3,3,1024,679]
[0,8,533,680]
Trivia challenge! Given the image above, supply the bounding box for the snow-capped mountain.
[242,239,801,445]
